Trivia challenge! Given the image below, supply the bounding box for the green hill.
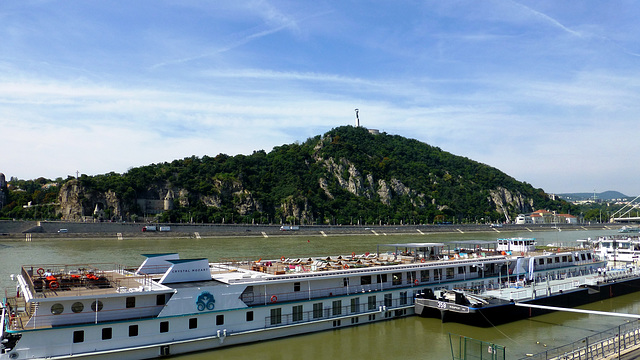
[0,126,574,224]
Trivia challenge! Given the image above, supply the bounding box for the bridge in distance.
[610,195,640,223]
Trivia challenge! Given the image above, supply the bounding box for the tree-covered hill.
[0,126,575,224]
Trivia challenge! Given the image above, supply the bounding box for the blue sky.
[2,1,640,196]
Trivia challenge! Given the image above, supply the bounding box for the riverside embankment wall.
[0,220,621,240]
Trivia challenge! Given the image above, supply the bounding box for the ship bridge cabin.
[497,238,536,254]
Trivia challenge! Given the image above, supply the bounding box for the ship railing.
[600,266,639,283]
[262,298,409,328]
[19,264,152,298]
[224,255,511,277]
[6,300,165,331]
[3,294,30,331]
[491,273,598,300]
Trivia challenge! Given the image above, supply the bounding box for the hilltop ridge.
[0,126,574,224]
[557,191,631,202]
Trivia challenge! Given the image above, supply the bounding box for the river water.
[2,228,639,359]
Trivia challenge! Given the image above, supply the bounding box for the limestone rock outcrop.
[58,180,122,221]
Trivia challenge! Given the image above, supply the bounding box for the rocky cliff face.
[58,178,263,221]
[202,179,262,215]
[58,180,122,221]
[489,187,533,222]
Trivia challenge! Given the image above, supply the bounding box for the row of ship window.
[268,292,410,326]
[51,295,167,315]
[288,270,478,293]
[70,292,413,343]
[72,316,223,343]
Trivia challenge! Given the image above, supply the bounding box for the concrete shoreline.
[0,220,621,241]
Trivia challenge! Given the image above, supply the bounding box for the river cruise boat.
[585,236,640,264]
[415,242,640,327]
[1,240,599,359]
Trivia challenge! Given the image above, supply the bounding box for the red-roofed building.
[558,214,577,224]
[531,210,554,224]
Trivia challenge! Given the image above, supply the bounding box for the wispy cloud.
[2,1,640,194]
[150,2,330,70]
[507,0,583,37]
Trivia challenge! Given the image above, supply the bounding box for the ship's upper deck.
[18,263,172,301]
[15,240,593,296]
[208,241,593,284]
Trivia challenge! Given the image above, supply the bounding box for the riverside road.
[0,220,622,240]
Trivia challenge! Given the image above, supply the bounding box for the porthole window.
[71,302,84,313]
[91,300,103,312]
[51,303,64,315]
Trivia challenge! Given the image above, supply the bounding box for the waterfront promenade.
[0,220,620,240]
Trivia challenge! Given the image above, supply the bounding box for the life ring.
[343,264,350,270]
[352,252,356,257]
[270,295,277,303]
[421,258,426,263]
[414,279,419,285]
[37,268,45,276]
[49,281,59,290]
[521,252,524,256]
[280,256,285,262]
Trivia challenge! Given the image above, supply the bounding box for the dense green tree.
[1,126,581,223]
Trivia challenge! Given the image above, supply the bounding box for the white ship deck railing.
[18,264,163,299]
[478,266,640,302]
[239,258,608,306]
[4,296,167,332]
[214,248,599,282]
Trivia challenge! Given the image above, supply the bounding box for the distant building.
[137,199,165,215]
[164,190,175,211]
[530,213,543,224]
[515,209,578,224]
[515,214,531,224]
[531,209,554,223]
[136,190,175,215]
[558,214,578,224]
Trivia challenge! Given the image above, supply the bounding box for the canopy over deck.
[377,243,446,261]
[450,240,499,252]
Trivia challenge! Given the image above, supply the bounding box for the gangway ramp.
[514,303,640,319]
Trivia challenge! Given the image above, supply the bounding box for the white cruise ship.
[1,240,603,360]
[588,235,640,264]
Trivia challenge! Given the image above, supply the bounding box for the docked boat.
[618,226,640,233]
[1,240,600,359]
[415,241,640,327]
[586,235,640,264]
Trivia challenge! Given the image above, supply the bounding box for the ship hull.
[416,275,640,327]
